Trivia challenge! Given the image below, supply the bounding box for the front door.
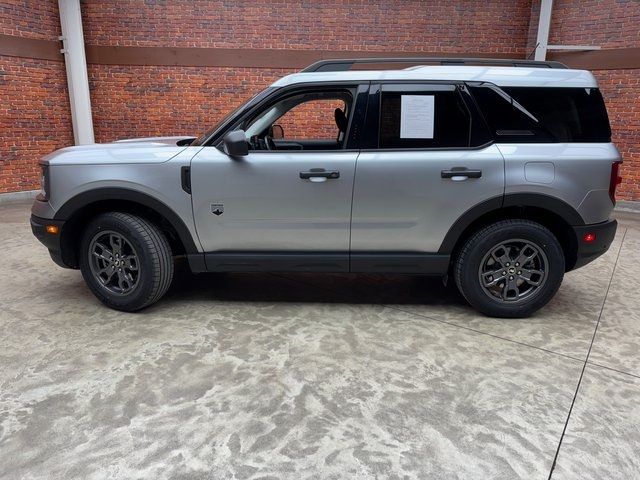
[190,84,366,271]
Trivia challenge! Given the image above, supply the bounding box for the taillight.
[609,161,622,205]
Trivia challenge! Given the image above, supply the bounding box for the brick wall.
[87,65,289,141]
[594,70,640,201]
[0,0,60,38]
[549,0,640,49]
[0,1,73,194]
[0,56,73,192]
[80,0,533,51]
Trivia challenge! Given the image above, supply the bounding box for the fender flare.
[54,187,199,254]
[438,193,585,254]
[502,193,585,225]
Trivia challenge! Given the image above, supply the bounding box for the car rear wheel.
[79,212,174,311]
[454,219,564,318]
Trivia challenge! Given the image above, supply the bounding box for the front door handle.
[300,169,340,180]
[441,168,482,180]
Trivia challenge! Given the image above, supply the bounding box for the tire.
[454,219,564,318]
[79,212,174,312]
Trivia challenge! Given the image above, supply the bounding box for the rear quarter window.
[469,85,611,143]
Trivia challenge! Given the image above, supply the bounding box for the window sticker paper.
[400,95,435,139]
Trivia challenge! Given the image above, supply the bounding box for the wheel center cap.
[509,267,515,274]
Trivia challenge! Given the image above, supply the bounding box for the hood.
[41,136,198,166]
[114,135,196,146]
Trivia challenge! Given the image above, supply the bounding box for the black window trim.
[362,80,494,153]
[211,81,371,153]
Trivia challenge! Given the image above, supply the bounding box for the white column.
[58,0,94,145]
[534,0,554,61]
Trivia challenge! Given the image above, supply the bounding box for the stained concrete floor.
[1,201,639,480]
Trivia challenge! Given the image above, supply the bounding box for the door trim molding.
[189,251,450,274]
[350,253,450,274]
[204,252,349,273]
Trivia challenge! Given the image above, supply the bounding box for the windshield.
[191,87,276,146]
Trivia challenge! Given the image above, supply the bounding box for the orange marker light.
[583,232,596,243]
[45,225,59,235]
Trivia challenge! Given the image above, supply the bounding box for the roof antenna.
[526,43,539,60]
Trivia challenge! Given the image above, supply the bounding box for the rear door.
[350,83,504,265]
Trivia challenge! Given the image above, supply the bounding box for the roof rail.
[301,57,568,73]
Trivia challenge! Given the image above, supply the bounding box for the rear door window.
[378,85,472,149]
[469,84,611,143]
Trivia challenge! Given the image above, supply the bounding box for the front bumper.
[30,214,69,268]
[570,219,617,270]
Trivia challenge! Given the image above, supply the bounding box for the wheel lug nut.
[502,271,506,275]
[509,275,514,280]
[506,262,510,266]
[515,262,519,267]
[518,271,522,275]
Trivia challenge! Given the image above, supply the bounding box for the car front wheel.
[79,212,174,312]
[454,219,565,318]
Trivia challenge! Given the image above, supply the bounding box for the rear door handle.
[300,169,340,180]
[441,168,482,180]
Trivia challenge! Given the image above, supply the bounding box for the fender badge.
[211,204,224,216]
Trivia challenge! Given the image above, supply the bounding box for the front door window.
[244,89,355,151]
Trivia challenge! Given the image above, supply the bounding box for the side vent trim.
[181,166,191,194]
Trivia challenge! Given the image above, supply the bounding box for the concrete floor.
[1,201,639,480]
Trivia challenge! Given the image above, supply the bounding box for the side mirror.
[271,124,284,139]
[222,130,248,157]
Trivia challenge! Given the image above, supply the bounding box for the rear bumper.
[30,214,69,268]
[570,219,617,270]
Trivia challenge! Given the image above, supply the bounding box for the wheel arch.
[54,188,198,268]
[439,194,584,272]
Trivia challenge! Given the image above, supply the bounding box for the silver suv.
[30,58,621,317]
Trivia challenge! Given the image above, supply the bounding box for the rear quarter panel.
[499,143,620,224]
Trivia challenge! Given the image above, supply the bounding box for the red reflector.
[583,233,596,243]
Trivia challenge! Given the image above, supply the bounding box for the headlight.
[37,165,50,201]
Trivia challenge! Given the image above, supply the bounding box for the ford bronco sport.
[31,57,621,317]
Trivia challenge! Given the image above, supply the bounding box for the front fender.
[54,187,200,255]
